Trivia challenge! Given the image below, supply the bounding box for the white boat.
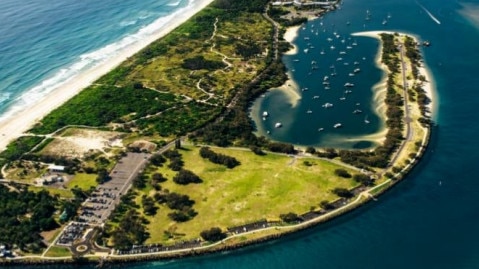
[322,81,330,85]
[345,90,352,94]
[304,48,309,53]
[333,123,342,128]
[339,96,346,101]
[330,45,336,50]
[313,95,320,99]
[327,37,333,42]
[262,117,267,121]
[323,75,329,81]
[346,46,353,49]
[306,110,313,114]
[354,61,360,65]
[324,86,331,90]
[320,49,325,55]
[344,82,354,87]
[322,102,333,108]
[354,68,361,73]
[349,73,355,77]
[339,51,346,55]
[353,109,363,114]
[293,59,300,62]
[318,128,324,131]
[275,122,282,128]
[382,19,387,25]
[337,57,343,61]
[262,111,269,117]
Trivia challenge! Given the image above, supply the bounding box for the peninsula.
[0,0,433,265]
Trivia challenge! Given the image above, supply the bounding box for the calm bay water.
[3,0,479,268]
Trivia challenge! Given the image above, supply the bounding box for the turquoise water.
[4,0,479,268]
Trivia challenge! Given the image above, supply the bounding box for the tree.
[334,169,352,178]
[353,174,375,186]
[96,168,111,184]
[332,188,353,198]
[280,212,300,223]
[319,200,334,210]
[173,169,202,185]
[152,173,168,183]
[200,227,226,242]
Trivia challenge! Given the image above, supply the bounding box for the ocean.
[2,0,479,268]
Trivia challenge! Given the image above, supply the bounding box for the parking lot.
[77,152,150,224]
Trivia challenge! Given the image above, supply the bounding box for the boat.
[352,41,358,46]
[354,61,360,65]
[346,46,353,49]
[318,128,324,132]
[339,51,346,55]
[344,90,353,94]
[337,57,343,61]
[313,95,320,99]
[339,96,346,101]
[330,45,336,50]
[353,109,363,114]
[344,82,354,87]
[304,36,310,40]
[422,40,431,47]
[320,49,325,55]
[262,117,266,121]
[324,86,330,90]
[322,102,333,108]
[354,68,361,73]
[275,122,282,128]
[262,111,269,117]
[306,110,313,114]
[364,115,370,124]
[382,19,387,25]
[323,75,329,81]
[301,87,309,91]
[333,123,342,128]
[304,48,309,53]
[322,81,330,85]
[293,59,300,62]
[327,37,333,42]
[349,73,355,77]
[267,130,270,134]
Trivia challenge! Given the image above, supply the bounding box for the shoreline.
[352,31,436,117]
[0,0,215,151]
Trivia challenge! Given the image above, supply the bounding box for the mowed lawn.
[142,146,358,244]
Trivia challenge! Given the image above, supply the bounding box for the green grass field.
[67,173,98,191]
[135,145,358,244]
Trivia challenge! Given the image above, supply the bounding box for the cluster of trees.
[235,40,262,60]
[353,174,375,187]
[213,0,270,13]
[163,149,184,171]
[279,212,300,223]
[173,169,203,185]
[111,209,149,250]
[334,169,352,178]
[0,185,59,252]
[181,55,226,71]
[141,195,158,216]
[199,147,240,168]
[267,142,296,154]
[0,136,44,163]
[200,227,226,242]
[267,7,308,27]
[332,188,353,198]
[155,192,197,222]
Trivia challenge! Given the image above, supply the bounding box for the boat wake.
[416,1,441,25]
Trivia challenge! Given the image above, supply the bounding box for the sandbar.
[0,0,215,151]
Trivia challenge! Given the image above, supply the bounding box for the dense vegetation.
[0,184,59,252]
[199,146,240,168]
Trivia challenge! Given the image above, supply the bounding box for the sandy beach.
[0,0,214,151]
[352,31,436,115]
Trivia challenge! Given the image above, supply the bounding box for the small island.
[0,0,432,266]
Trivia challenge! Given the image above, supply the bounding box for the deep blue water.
[4,0,479,268]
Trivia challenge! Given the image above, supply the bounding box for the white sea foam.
[167,0,182,7]
[0,0,197,124]
[458,2,479,30]
[119,19,138,27]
